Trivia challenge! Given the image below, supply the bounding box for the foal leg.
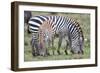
[51,37,55,55]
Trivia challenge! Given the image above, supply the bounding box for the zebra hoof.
[70,50,74,54]
[81,50,84,55]
[57,50,61,55]
[46,52,50,56]
[65,50,68,55]
[32,53,37,56]
[77,50,84,55]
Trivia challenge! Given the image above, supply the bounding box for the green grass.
[24,36,90,61]
[24,12,90,61]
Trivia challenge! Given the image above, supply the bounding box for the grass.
[24,12,90,61]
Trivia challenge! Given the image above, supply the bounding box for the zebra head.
[37,29,51,56]
[31,33,49,56]
[71,36,84,54]
[24,11,32,24]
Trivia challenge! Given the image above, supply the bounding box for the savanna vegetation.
[24,11,90,61]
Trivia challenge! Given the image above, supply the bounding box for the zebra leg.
[31,38,36,56]
[79,36,84,54]
[65,40,69,55]
[45,48,50,56]
[31,39,38,56]
[31,45,36,56]
[45,41,50,56]
[51,36,55,55]
[34,42,40,56]
[64,30,71,55]
[31,34,40,56]
[57,35,63,55]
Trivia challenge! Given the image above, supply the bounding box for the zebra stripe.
[28,15,84,54]
[28,15,83,41]
[28,16,48,33]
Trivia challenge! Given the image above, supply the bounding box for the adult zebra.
[28,15,84,56]
[24,11,32,32]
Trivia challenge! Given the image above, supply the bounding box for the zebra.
[24,11,32,32]
[28,15,84,56]
[24,11,32,24]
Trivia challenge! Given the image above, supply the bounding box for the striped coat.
[28,15,84,56]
